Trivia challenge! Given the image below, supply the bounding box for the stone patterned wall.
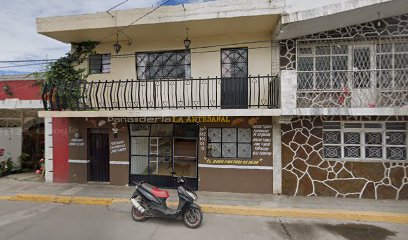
[280,13,408,70]
[281,116,408,199]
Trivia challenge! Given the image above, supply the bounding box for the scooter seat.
[141,183,169,199]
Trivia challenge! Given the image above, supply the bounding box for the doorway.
[88,128,110,182]
[129,123,198,189]
[221,48,248,109]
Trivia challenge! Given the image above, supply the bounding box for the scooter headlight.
[186,190,197,200]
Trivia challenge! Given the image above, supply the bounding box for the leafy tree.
[33,41,98,110]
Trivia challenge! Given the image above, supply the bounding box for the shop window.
[323,121,407,161]
[207,128,252,159]
[136,50,191,80]
[129,123,198,178]
[89,54,111,74]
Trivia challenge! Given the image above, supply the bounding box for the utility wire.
[98,0,172,42]
[0,62,50,69]
[0,59,57,63]
[0,39,277,64]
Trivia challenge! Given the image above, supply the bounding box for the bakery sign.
[108,116,231,123]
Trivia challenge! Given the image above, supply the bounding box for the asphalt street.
[0,200,406,240]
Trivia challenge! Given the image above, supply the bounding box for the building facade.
[37,0,408,199]
[0,75,44,170]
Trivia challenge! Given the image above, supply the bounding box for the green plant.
[32,41,99,110]
[0,158,13,175]
[19,153,30,162]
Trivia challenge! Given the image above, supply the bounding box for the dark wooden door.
[88,129,110,182]
[221,48,248,109]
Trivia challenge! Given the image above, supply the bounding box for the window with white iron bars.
[323,122,407,161]
[296,40,408,91]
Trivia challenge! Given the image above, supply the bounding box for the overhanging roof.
[36,0,284,44]
[277,0,408,40]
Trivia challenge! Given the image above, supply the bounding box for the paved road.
[0,201,406,240]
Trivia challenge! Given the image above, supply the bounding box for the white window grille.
[323,121,407,161]
[296,37,408,108]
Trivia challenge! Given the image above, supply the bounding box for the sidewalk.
[1,173,407,223]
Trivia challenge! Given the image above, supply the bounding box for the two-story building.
[36,0,408,199]
[0,75,44,170]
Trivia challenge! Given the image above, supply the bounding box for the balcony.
[41,75,279,111]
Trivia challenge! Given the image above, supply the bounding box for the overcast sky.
[0,0,344,75]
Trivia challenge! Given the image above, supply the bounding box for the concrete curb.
[1,194,407,224]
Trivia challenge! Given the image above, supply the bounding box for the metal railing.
[42,75,279,111]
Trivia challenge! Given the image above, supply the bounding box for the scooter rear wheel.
[183,207,203,228]
[131,206,147,222]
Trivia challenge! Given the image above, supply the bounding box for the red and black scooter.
[130,172,203,228]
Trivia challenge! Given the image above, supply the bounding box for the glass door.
[129,123,198,189]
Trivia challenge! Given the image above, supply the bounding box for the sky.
[0,0,344,75]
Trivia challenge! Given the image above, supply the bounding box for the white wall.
[0,127,22,170]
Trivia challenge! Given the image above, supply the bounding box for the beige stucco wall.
[84,31,273,81]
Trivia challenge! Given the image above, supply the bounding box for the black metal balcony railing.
[42,75,279,111]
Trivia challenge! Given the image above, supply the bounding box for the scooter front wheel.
[131,206,147,222]
[183,207,203,228]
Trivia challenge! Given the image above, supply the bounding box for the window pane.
[208,143,221,157]
[297,72,314,89]
[174,157,197,177]
[131,156,148,175]
[298,47,312,55]
[395,43,408,53]
[344,132,360,144]
[208,128,221,142]
[130,124,150,136]
[393,53,408,69]
[386,122,406,130]
[131,137,149,155]
[150,137,171,156]
[323,131,341,144]
[344,146,361,158]
[174,124,198,137]
[386,147,407,160]
[89,55,102,73]
[136,50,191,80]
[298,57,313,71]
[376,54,393,69]
[238,128,251,143]
[222,143,237,158]
[316,72,330,89]
[386,132,406,145]
[150,124,172,136]
[316,56,330,71]
[323,122,341,129]
[365,132,382,145]
[238,143,251,158]
[364,123,382,128]
[316,46,330,55]
[344,123,362,128]
[149,156,172,176]
[174,138,196,157]
[366,146,383,159]
[222,128,237,142]
[332,45,348,55]
[376,43,392,53]
[332,72,348,89]
[323,146,341,158]
[332,56,348,70]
